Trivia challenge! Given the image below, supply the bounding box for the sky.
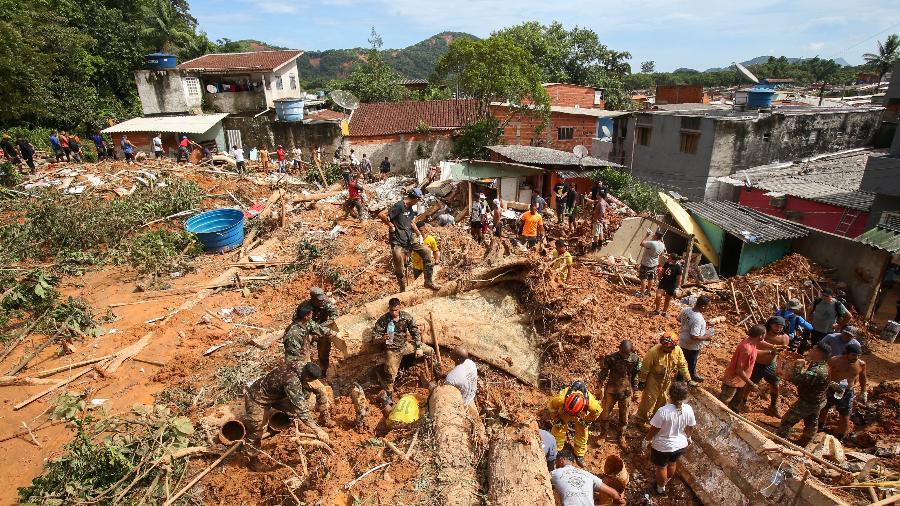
[189,0,900,71]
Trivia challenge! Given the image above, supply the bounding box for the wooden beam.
[681,235,695,288]
[642,215,691,239]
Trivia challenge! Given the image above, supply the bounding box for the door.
[719,233,743,278]
[226,129,242,150]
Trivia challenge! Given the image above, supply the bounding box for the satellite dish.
[734,62,760,84]
[601,125,612,137]
[206,84,218,94]
[330,90,360,111]
[573,145,589,158]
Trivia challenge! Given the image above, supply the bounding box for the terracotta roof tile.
[178,50,303,71]
[348,99,480,137]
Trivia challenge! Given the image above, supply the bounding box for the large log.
[487,426,554,506]
[430,386,479,506]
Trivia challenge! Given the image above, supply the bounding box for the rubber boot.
[423,265,440,290]
[395,273,406,293]
[765,390,780,418]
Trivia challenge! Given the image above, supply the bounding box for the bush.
[122,229,201,277]
[1,161,22,187]
[303,162,342,186]
[2,126,54,152]
[593,167,664,214]
[451,117,502,159]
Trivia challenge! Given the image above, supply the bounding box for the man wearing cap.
[775,298,813,352]
[283,305,338,373]
[470,193,488,243]
[378,189,439,292]
[776,342,832,443]
[295,287,340,372]
[597,340,642,446]
[819,341,867,440]
[243,361,332,469]
[808,288,851,350]
[819,326,862,358]
[634,332,693,426]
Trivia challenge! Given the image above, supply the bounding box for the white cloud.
[807,41,826,51]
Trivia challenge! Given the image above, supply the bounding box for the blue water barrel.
[275,99,305,122]
[145,53,178,70]
[184,209,245,252]
[747,85,775,109]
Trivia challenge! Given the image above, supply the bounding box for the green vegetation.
[18,404,196,505]
[0,178,203,262]
[451,118,503,159]
[593,167,664,214]
[331,50,410,103]
[863,34,900,83]
[0,269,103,340]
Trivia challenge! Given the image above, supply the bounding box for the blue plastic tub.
[184,209,245,252]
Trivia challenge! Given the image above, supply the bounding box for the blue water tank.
[184,209,245,252]
[747,85,775,109]
[274,99,305,122]
[145,53,177,70]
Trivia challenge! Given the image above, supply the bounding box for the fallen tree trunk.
[487,426,553,506]
[430,386,479,506]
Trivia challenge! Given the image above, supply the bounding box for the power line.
[829,19,900,59]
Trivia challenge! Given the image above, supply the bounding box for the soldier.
[283,305,337,373]
[295,287,339,374]
[243,361,333,470]
[597,340,642,446]
[776,342,832,444]
[373,297,434,405]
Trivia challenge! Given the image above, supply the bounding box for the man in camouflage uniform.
[373,297,433,404]
[598,340,642,446]
[283,305,337,370]
[244,362,333,469]
[776,342,832,443]
[294,287,340,373]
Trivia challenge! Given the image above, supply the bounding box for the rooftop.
[684,200,809,244]
[397,78,428,85]
[101,113,229,135]
[644,104,884,120]
[486,145,625,170]
[303,109,348,125]
[718,148,881,211]
[857,212,900,253]
[347,99,479,137]
[178,50,303,72]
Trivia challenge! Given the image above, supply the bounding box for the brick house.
[655,85,709,105]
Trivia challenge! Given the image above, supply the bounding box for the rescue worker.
[545,380,602,465]
[776,342,831,444]
[282,305,337,371]
[378,188,439,292]
[819,341,867,440]
[634,332,693,426]
[597,340,642,446]
[343,175,367,221]
[244,361,333,470]
[295,287,340,374]
[373,297,434,405]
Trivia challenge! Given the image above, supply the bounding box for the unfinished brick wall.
[655,85,707,105]
[493,106,598,152]
[544,84,601,108]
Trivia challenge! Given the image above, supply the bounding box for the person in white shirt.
[551,449,624,505]
[445,347,477,407]
[646,382,695,498]
[231,145,246,174]
[292,147,303,170]
[152,133,164,161]
[678,295,711,382]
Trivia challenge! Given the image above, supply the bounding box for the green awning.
[857,225,900,253]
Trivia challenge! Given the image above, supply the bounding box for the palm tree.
[141,0,193,53]
[862,34,900,84]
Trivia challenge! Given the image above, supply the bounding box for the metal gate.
[226,129,242,150]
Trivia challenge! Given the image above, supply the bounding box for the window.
[593,90,604,105]
[184,77,200,97]
[635,126,651,146]
[276,77,283,90]
[557,126,574,140]
[680,117,701,130]
[289,75,297,90]
[808,130,818,144]
[679,131,700,154]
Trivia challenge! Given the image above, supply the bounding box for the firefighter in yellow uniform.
[545,380,602,465]
[634,332,694,425]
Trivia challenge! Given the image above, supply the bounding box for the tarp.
[102,114,229,135]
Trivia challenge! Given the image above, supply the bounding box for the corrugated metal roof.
[683,200,809,244]
[102,114,229,135]
[857,225,900,253]
[486,145,625,169]
[754,178,875,211]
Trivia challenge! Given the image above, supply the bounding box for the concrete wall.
[791,228,890,316]
[134,70,200,115]
[347,135,454,175]
[623,114,717,200]
[205,90,267,114]
[739,188,870,238]
[867,193,900,228]
[265,61,302,106]
[222,114,341,154]
[707,109,883,199]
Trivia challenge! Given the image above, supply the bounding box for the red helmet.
[563,390,587,415]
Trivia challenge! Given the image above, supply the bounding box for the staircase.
[834,207,861,236]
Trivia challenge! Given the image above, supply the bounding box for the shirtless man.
[819,342,867,440]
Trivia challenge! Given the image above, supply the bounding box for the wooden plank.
[13,365,101,410]
[105,332,154,373]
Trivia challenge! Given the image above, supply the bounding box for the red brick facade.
[492,106,598,152]
[655,85,708,105]
[543,83,604,109]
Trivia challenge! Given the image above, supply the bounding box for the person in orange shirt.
[518,202,544,249]
[719,325,780,412]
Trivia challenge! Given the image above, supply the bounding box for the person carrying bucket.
[545,380,602,466]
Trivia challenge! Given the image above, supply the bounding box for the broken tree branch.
[162,441,242,506]
[14,363,104,410]
[344,462,390,491]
